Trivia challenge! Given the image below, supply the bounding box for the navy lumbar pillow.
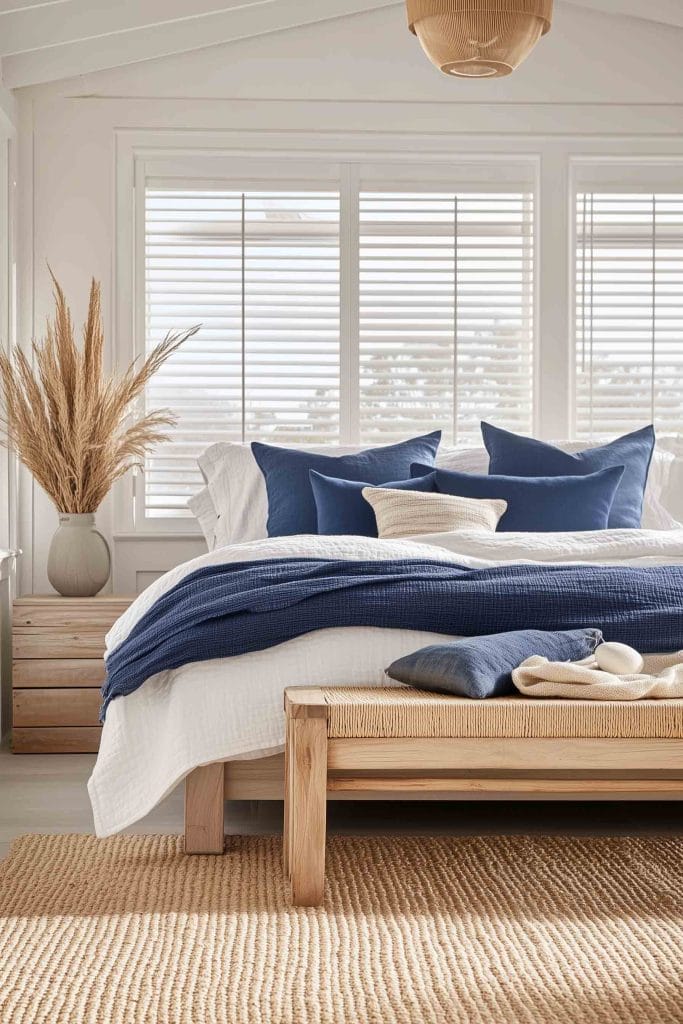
[481,422,655,529]
[386,627,603,699]
[310,470,436,537]
[411,463,624,533]
[252,431,441,537]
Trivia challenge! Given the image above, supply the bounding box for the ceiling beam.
[563,0,683,31]
[2,0,400,88]
[0,0,276,57]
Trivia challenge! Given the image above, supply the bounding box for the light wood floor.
[1,741,681,861]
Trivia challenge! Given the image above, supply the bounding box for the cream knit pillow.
[362,487,507,540]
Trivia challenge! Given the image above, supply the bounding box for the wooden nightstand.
[12,595,133,753]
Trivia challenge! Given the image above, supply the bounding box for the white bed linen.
[89,530,683,837]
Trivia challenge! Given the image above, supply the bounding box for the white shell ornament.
[595,642,644,675]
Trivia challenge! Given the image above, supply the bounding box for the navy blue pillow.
[252,432,441,537]
[411,463,624,532]
[481,422,655,529]
[310,470,437,537]
[386,627,603,699]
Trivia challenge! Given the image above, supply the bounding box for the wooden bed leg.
[286,697,328,907]
[184,763,225,854]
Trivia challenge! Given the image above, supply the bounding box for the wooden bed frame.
[184,739,683,853]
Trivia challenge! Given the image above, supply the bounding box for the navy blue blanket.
[102,557,683,717]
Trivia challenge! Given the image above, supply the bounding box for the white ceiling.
[0,0,681,90]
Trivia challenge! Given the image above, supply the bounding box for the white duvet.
[88,529,683,837]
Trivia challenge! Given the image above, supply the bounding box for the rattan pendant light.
[407,0,552,78]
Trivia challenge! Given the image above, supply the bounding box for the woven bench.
[283,686,683,905]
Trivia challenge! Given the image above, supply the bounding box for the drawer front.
[12,727,102,754]
[13,601,131,630]
[13,688,102,727]
[13,631,106,659]
[13,659,105,688]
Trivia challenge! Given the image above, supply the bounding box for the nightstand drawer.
[13,630,106,660]
[13,688,102,727]
[12,659,105,687]
[12,727,102,754]
[13,599,130,630]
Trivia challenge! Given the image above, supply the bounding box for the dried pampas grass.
[0,270,199,513]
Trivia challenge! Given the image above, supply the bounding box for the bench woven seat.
[321,687,683,740]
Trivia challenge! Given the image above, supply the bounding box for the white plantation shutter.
[575,191,683,439]
[358,190,534,445]
[144,189,340,517]
[142,173,536,521]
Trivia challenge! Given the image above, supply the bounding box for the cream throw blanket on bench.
[513,651,683,701]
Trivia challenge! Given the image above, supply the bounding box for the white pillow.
[362,487,507,540]
[187,486,217,549]
[190,437,680,549]
[651,434,683,526]
[197,443,268,548]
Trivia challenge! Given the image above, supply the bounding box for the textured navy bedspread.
[101,557,683,717]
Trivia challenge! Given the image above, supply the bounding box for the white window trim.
[114,130,683,537]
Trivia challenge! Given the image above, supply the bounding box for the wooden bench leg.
[283,714,293,879]
[184,763,225,854]
[287,709,328,906]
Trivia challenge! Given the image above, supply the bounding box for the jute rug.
[0,833,681,1024]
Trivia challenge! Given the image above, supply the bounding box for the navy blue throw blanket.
[102,557,683,717]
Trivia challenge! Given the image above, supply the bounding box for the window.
[575,191,683,439]
[143,174,535,518]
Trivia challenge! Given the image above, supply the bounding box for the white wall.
[13,3,683,596]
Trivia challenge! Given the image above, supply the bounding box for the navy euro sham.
[481,422,655,529]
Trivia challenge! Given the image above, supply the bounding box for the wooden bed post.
[184,763,225,854]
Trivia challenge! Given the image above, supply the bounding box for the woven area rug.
[0,833,681,1024]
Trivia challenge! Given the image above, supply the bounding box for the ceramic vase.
[47,512,111,597]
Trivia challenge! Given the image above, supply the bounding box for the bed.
[88,527,683,845]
